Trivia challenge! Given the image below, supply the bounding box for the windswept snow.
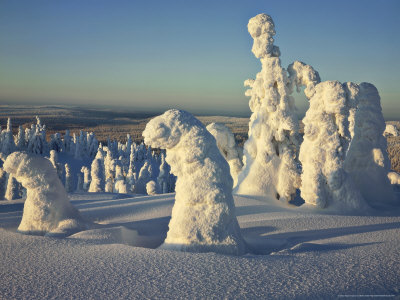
[0,192,399,299]
[143,109,246,255]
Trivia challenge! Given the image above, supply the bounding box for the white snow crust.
[0,192,399,299]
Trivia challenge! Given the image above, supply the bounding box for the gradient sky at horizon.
[1,0,399,118]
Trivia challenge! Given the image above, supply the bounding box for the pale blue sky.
[0,0,399,118]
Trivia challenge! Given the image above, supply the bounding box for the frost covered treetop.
[248,13,280,58]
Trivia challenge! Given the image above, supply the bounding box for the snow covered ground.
[1,192,399,299]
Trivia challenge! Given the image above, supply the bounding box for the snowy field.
[1,192,399,299]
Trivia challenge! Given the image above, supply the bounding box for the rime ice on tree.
[143,109,246,255]
[206,123,243,186]
[235,14,300,202]
[299,81,365,210]
[344,83,396,206]
[4,152,83,235]
[89,159,105,193]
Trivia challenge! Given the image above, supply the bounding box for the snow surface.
[0,192,399,299]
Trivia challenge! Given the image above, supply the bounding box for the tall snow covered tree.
[206,123,243,186]
[299,81,365,210]
[16,125,26,150]
[135,160,151,194]
[88,158,105,193]
[114,164,128,194]
[1,118,16,155]
[49,150,64,181]
[143,109,246,255]
[63,130,73,154]
[4,152,84,235]
[0,168,8,200]
[344,83,396,206]
[235,14,300,202]
[49,133,64,152]
[64,163,74,193]
[80,166,91,191]
[157,153,170,194]
[5,175,21,200]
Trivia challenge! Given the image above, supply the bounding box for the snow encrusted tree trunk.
[3,152,83,235]
[299,81,365,210]
[143,109,246,255]
[235,14,300,202]
[344,83,396,206]
[206,123,243,186]
[88,159,105,193]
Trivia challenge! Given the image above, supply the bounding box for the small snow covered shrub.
[146,180,157,195]
[143,109,246,255]
[4,152,84,235]
[235,13,301,202]
[206,123,243,186]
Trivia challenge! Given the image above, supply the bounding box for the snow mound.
[143,109,246,255]
[206,122,243,186]
[3,152,85,235]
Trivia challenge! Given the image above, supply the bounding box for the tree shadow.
[244,221,400,255]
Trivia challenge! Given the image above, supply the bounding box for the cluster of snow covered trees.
[86,140,175,195]
[0,117,176,200]
[234,13,397,211]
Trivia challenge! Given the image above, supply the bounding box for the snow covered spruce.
[206,123,243,186]
[299,81,365,210]
[235,13,305,203]
[3,152,85,235]
[344,83,396,207]
[143,109,246,255]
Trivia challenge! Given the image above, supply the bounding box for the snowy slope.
[0,193,399,299]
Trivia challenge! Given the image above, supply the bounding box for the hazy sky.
[1,0,399,118]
